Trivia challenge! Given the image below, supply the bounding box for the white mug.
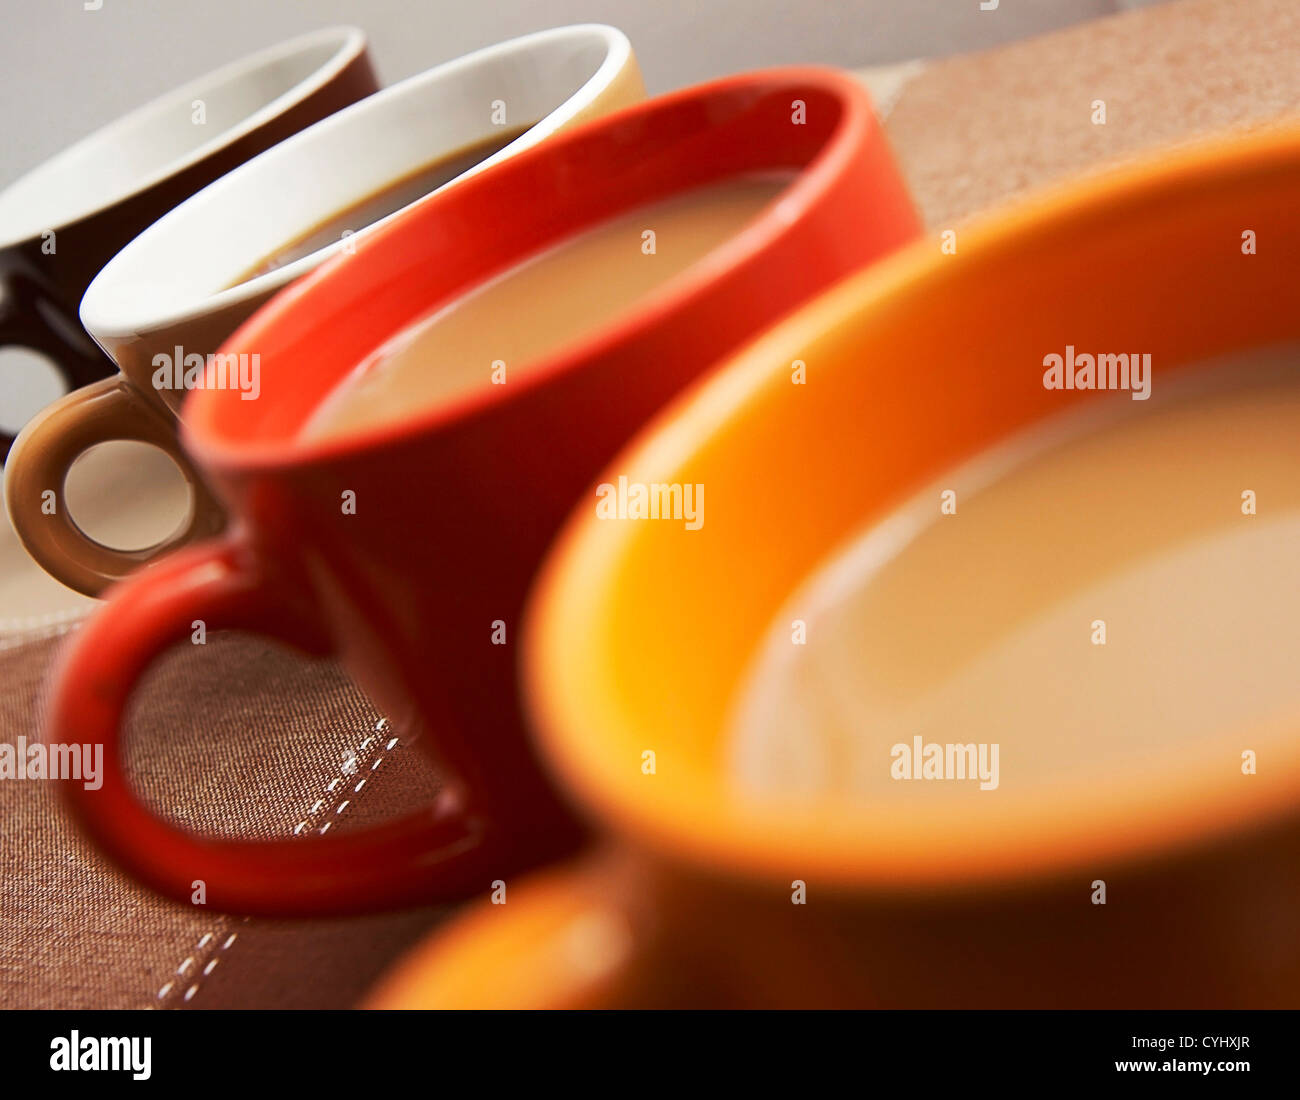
[6,24,644,597]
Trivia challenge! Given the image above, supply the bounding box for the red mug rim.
[181,66,877,476]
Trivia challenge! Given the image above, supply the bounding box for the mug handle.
[48,536,500,917]
[0,271,111,461]
[4,376,226,596]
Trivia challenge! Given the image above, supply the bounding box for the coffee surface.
[299,172,792,442]
[231,125,533,285]
[728,346,1300,809]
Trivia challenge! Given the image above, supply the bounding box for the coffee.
[232,125,533,284]
[728,346,1300,807]
[299,172,793,441]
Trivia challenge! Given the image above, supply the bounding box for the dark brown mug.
[0,26,375,460]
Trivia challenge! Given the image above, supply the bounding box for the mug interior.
[183,70,863,468]
[79,25,636,333]
[525,125,1300,895]
[0,26,364,249]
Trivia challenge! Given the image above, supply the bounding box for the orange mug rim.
[524,120,1300,898]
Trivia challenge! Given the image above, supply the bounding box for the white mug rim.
[78,24,635,342]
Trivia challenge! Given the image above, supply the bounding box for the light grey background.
[0,0,1167,187]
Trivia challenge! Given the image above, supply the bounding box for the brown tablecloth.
[0,632,445,1008]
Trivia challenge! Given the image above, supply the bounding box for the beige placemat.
[876,0,1300,226]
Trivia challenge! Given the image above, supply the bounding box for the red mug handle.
[48,537,492,917]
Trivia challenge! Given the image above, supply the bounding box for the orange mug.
[368,123,1300,1007]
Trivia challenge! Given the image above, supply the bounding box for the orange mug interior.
[525,123,1300,896]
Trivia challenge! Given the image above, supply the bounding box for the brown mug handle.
[4,376,225,596]
[0,270,113,462]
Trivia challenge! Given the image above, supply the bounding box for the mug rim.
[78,24,636,339]
[524,121,1300,898]
[181,66,877,474]
[0,25,367,250]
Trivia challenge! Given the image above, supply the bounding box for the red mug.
[46,68,921,916]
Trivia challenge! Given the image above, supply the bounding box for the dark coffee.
[231,125,533,284]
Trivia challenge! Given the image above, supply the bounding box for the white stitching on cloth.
[154,717,400,1008]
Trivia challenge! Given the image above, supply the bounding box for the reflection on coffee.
[231,125,533,284]
[728,346,1300,807]
[299,172,793,442]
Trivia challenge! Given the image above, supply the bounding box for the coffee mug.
[5,24,644,597]
[46,67,921,916]
[0,26,375,460]
[365,123,1300,1007]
